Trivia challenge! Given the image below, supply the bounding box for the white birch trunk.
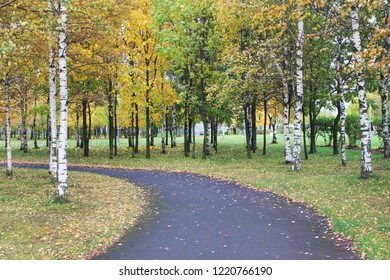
[381,74,390,158]
[273,46,292,163]
[281,68,292,163]
[336,4,347,166]
[292,16,304,172]
[172,104,177,147]
[57,1,68,197]
[5,78,13,176]
[49,0,57,178]
[380,6,390,158]
[351,6,373,178]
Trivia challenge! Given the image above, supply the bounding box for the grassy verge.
[1,134,389,259]
[0,168,149,260]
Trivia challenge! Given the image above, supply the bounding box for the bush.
[315,116,335,146]
[373,116,383,148]
[345,114,360,147]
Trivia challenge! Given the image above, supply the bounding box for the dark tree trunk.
[263,97,267,155]
[108,80,114,159]
[302,100,308,160]
[192,110,196,159]
[309,96,317,154]
[184,100,190,157]
[213,117,218,153]
[114,90,118,156]
[150,122,155,146]
[76,110,80,148]
[135,103,139,154]
[165,109,169,146]
[244,105,252,159]
[251,97,257,152]
[82,99,89,157]
[333,101,341,155]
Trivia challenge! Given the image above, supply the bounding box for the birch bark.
[57,0,69,197]
[351,5,373,178]
[5,78,13,176]
[380,73,390,158]
[380,6,390,158]
[48,0,57,179]
[274,51,292,163]
[292,16,304,172]
[335,1,347,166]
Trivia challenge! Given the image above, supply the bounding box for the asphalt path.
[12,163,359,260]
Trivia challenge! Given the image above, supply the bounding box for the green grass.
[1,134,389,259]
[0,168,148,260]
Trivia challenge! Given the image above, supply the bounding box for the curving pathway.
[14,163,359,260]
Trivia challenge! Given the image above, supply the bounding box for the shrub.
[345,114,360,147]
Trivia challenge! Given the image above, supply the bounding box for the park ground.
[0,134,389,259]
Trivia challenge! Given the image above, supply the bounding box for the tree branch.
[0,0,18,10]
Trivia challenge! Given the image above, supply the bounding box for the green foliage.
[315,116,335,146]
[346,114,361,147]
[373,116,383,148]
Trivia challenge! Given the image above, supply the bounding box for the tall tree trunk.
[82,99,89,157]
[145,67,151,159]
[263,97,267,155]
[5,78,13,176]
[274,43,293,163]
[202,114,210,159]
[333,101,341,155]
[335,0,346,165]
[48,0,57,179]
[380,73,390,158]
[131,111,135,158]
[189,116,193,144]
[309,96,317,154]
[213,117,218,153]
[76,109,80,148]
[161,112,166,154]
[135,103,139,153]
[251,97,257,152]
[57,0,69,198]
[165,109,169,146]
[293,15,304,172]
[244,105,252,159]
[302,100,308,160]
[114,89,118,156]
[108,80,114,159]
[192,110,196,159]
[184,97,190,157]
[19,89,28,153]
[380,5,390,158]
[351,6,373,178]
[33,93,39,149]
[171,104,177,147]
[340,97,347,166]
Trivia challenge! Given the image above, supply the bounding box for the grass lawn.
[1,134,389,259]
[0,168,149,260]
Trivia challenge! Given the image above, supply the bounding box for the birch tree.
[57,0,69,198]
[48,0,57,179]
[351,4,373,178]
[292,6,304,172]
[4,77,12,176]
